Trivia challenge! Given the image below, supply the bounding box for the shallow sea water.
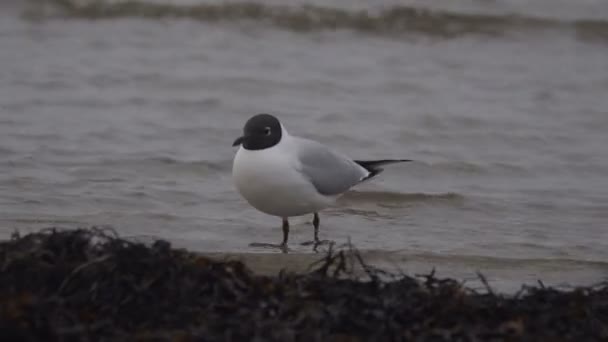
[1,0,607,291]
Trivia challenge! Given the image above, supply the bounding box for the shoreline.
[203,250,608,293]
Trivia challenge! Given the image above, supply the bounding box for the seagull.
[232,113,411,248]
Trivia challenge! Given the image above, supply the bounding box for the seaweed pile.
[1,228,607,341]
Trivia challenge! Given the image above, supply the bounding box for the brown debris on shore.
[1,228,607,341]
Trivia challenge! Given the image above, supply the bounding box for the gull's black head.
[232,113,282,150]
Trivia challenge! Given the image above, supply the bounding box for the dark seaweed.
[1,228,606,341]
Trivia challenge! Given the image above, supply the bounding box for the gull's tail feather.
[355,159,412,181]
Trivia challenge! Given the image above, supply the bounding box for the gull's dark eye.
[264,127,271,136]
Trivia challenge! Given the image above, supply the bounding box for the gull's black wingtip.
[354,159,413,168]
[355,159,413,181]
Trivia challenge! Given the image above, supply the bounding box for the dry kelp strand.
[1,227,607,341]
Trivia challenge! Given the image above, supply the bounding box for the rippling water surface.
[1,0,607,289]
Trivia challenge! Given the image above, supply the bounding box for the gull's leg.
[249,218,290,253]
[313,212,320,242]
[312,212,332,249]
[281,217,289,246]
[302,212,331,248]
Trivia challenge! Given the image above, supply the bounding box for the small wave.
[97,156,230,172]
[339,190,464,204]
[35,0,608,39]
[0,217,83,225]
[431,161,487,174]
[0,146,16,156]
[330,208,389,220]
[363,250,608,270]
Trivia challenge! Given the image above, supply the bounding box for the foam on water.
[17,0,608,41]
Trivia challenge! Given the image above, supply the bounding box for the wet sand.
[204,250,608,293]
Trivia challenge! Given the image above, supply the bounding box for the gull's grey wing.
[294,137,368,196]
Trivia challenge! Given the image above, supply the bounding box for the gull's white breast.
[232,138,334,218]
